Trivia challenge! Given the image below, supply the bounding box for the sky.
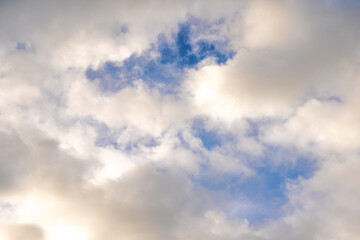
[0,0,360,239]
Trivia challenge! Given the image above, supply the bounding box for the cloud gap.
[190,145,318,223]
[85,18,235,93]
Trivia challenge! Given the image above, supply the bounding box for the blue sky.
[86,20,234,93]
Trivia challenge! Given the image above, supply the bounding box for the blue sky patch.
[191,118,236,150]
[191,147,318,223]
[86,19,235,92]
[196,129,222,150]
[16,42,26,50]
[159,22,235,67]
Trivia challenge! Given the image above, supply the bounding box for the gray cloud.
[0,224,44,240]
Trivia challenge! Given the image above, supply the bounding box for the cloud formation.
[1,0,360,239]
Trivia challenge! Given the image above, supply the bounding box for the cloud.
[1,0,360,239]
[259,154,360,240]
[0,224,44,240]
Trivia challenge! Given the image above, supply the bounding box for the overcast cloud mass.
[1,0,360,239]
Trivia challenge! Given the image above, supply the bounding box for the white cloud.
[1,0,360,239]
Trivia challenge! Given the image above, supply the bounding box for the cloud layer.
[1,0,360,239]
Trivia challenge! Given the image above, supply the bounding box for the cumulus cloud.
[1,0,360,239]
